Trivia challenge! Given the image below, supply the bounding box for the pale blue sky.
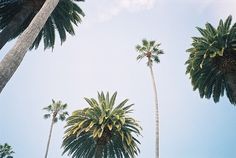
[1,0,236,158]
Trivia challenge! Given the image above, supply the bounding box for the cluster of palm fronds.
[62,92,142,158]
[0,0,85,50]
[186,15,236,104]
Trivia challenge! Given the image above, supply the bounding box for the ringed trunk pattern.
[0,0,60,93]
[44,116,55,158]
[149,62,159,158]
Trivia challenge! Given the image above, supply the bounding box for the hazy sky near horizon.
[1,0,236,158]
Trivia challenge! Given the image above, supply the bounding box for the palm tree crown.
[43,99,68,122]
[186,15,236,104]
[0,143,14,158]
[136,39,164,66]
[0,0,85,50]
[62,92,142,158]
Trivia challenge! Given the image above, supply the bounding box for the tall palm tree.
[0,143,14,158]
[43,100,68,158]
[62,92,142,158]
[0,0,85,50]
[136,39,163,158]
[0,0,84,94]
[186,15,236,105]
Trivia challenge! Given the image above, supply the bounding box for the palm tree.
[43,100,68,158]
[186,15,236,105]
[0,0,84,94]
[136,39,163,158]
[0,143,14,158]
[0,0,85,50]
[62,92,142,158]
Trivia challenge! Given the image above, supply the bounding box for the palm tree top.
[62,92,142,158]
[43,99,68,122]
[0,143,14,158]
[186,15,236,104]
[136,39,164,66]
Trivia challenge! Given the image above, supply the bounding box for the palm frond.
[186,15,236,104]
[62,92,141,158]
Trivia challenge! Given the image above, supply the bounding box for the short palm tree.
[0,0,84,50]
[43,100,68,158]
[0,143,14,158]
[136,39,163,158]
[62,92,142,158]
[186,15,236,105]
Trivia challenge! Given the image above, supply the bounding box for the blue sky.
[1,0,236,158]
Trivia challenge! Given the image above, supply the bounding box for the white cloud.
[119,0,155,11]
[96,0,156,22]
[196,0,236,17]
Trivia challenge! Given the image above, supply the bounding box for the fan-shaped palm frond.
[0,143,14,158]
[0,0,85,50]
[186,15,236,105]
[136,39,163,66]
[62,92,142,158]
[43,100,68,158]
[43,99,68,122]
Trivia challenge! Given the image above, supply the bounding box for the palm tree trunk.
[95,143,103,158]
[149,65,159,158]
[0,0,60,93]
[45,116,55,158]
[226,72,236,103]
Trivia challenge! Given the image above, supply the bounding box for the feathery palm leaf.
[0,0,85,50]
[186,15,236,104]
[62,92,142,158]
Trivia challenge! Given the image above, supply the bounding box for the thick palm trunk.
[0,0,60,93]
[0,5,33,50]
[95,143,103,158]
[45,116,55,158]
[226,72,236,103]
[149,65,159,158]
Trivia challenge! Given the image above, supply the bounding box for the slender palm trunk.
[226,72,236,103]
[45,116,55,158]
[149,64,159,158]
[0,0,60,93]
[95,143,103,158]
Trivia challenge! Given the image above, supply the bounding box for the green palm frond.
[62,92,142,158]
[0,143,14,158]
[0,0,85,50]
[43,100,68,121]
[186,15,236,105]
[135,39,164,66]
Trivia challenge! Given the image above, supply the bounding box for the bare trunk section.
[149,64,159,158]
[0,0,60,93]
[45,116,55,158]
[226,72,236,104]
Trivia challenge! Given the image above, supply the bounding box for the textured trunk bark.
[95,143,103,158]
[0,0,60,93]
[226,72,236,104]
[149,64,159,158]
[45,116,55,158]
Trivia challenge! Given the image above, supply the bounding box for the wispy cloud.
[96,0,156,22]
[195,0,236,17]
